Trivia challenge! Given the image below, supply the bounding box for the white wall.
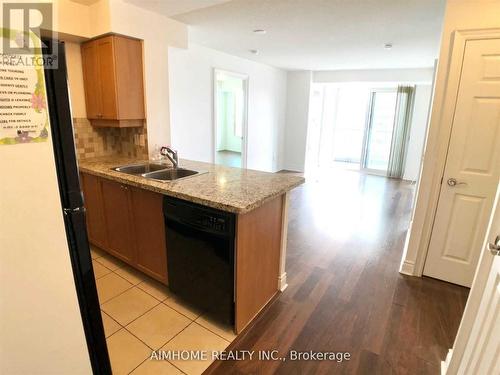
[314,68,435,83]
[53,0,92,38]
[0,131,91,374]
[107,0,188,154]
[169,43,287,172]
[54,0,189,152]
[88,0,111,36]
[283,71,312,172]
[404,84,432,181]
[54,0,110,38]
[65,42,87,118]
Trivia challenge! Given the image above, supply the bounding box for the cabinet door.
[130,188,168,284]
[101,179,134,263]
[80,173,108,248]
[81,41,102,119]
[96,36,118,119]
[113,36,145,120]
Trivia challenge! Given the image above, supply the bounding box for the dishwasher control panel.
[164,197,235,236]
[196,215,227,232]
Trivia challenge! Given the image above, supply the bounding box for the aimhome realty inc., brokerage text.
[150,350,352,363]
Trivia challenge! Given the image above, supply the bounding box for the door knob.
[447,178,467,187]
[488,235,500,256]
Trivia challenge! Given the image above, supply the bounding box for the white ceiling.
[123,0,233,17]
[160,0,445,71]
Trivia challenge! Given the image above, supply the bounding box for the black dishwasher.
[163,196,235,325]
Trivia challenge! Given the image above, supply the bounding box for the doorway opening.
[213,69,248,168]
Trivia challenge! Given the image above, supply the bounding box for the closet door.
[424,38,500,287]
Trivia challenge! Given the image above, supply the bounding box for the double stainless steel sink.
[112,162,204,182]
[114,163,167,175]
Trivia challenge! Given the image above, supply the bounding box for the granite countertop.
[78,156,305,214]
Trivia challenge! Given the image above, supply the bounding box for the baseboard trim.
[282,164,304,173]
[399,260,416,276]
[441,349,453,374]
[278,272,288,291]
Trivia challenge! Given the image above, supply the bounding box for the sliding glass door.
[305,84,413,178]
[362,89,398,174]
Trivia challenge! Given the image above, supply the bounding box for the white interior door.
[424,39,500,287]
[458,242,500,374]
[446,187,500,374]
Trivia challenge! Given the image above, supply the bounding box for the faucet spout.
[160,146,179,168]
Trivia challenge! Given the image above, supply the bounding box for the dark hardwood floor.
[208,170,469,374]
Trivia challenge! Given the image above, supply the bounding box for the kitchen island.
[79,157,304,333]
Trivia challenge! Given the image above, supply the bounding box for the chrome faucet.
[160,146,179,168]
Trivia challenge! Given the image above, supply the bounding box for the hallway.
[208,170,469,374]
[215,150,242,168]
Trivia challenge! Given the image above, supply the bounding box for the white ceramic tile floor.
[91,246,236,375]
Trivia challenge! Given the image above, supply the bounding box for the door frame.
[443,181,500,373]
[44,39,111,374]
[212,68,249,168]
[400,28,500,277]
[360,87,398,176]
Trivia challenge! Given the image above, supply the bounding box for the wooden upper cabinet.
[81,34,145,127]
[113,36,145,120]
[81,42,101,119]
[95,37,118,120]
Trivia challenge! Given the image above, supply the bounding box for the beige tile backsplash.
[73,118,148,160]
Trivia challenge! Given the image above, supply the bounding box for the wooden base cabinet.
[235,195,284,333]
[80,173,107,249]
[80,173,168,284]
[100,179,135,263]
[129,187,168,283]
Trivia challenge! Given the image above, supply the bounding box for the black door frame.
[43,38,111,375]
